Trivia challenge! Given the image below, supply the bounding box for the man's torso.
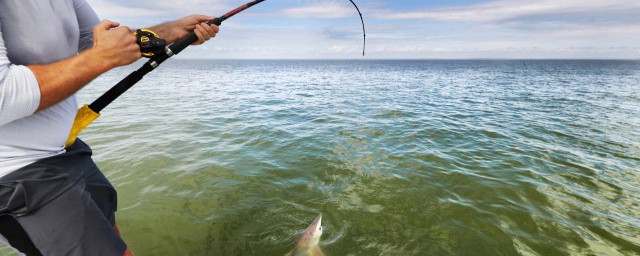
[0,0,81,176]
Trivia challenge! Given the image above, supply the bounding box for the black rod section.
[89,63,153,112]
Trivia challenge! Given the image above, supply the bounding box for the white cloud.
[374,0,640,22]
[84,0,640,59]
[87,0,234,25]
[278,2,355,19]
[88,0,168,18]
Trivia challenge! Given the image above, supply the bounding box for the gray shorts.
[0,139,127,256]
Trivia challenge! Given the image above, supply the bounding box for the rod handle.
[168,17,223,55]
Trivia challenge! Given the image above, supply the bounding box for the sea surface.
[3,60,640,255]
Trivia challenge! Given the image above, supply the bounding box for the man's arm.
[29,20,142,112]
[30,15,219,112]
[0,19,137,126]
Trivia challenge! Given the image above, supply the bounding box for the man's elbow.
[0,64,41,126]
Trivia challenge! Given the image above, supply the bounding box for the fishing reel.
[135,29,166,58]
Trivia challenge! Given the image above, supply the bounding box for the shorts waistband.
[0,139,94,216]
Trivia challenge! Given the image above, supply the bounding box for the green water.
[2,60,639,255]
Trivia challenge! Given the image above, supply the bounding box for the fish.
[286,214,324,256]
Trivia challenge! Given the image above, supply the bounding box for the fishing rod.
[348,0,366,56]
[65,0,367,148]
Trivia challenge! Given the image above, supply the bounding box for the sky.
[86,0,640,59]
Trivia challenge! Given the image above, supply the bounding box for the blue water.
[5,60,639,255]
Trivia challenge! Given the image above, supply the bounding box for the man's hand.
[149,15,220,45]
[91,20,142,69]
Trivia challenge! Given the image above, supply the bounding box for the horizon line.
[172,58,640,61]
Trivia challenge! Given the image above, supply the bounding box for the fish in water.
[286,214,324,256]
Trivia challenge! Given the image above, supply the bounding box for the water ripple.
[45,60,640,255]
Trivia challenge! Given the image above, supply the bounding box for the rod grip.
[208,18,223,26]
[168,17,223,55]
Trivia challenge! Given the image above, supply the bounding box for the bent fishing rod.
[65,0,366,148]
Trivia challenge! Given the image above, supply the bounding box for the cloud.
[278,1,355,19]
[88,0,168,18]
[370,0,640,54]
[97,0,230,10]
[87,0,234,23]
[374,0,640,23]
[323,28,363,40]
[84,0,640,59]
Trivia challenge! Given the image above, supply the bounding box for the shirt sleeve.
[0,23,41,127]
[73,0,100,52]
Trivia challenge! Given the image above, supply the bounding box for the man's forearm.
[148,21,182,44]
[28,48,112,112]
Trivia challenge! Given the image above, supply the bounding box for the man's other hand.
[91,20,142,69]
[149,15,220,45]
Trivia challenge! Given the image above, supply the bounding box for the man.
[0,0,218,255]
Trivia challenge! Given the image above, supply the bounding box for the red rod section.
[219,0,266,23]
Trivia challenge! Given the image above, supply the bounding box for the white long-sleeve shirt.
[0,0,100,178]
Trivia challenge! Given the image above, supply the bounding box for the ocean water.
[3,60,640,255]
